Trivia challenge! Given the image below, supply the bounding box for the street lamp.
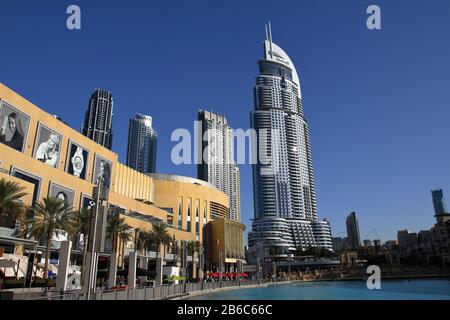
[85,184,108,300]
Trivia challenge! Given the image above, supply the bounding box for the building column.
[128,251,137,289]
[155,257,163,286]
[83,252,98,293]
[198,252,204,280]
[108,252,118,288]
[139,256,148,284]
[237,260,243,273]
[56,240,72,291]
[193,252,197,279]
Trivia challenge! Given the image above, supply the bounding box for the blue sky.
[1,0,450,243]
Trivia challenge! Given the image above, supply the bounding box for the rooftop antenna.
[267,21,273,58]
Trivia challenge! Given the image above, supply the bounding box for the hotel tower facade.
[248,25,332,269]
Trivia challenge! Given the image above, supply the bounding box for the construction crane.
[364,228,381,241]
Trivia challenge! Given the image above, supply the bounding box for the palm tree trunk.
[43,233,52,279]
[120,236,125,267]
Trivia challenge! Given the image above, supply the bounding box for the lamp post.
[85,183,108,300]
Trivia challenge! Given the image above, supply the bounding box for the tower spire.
[268,21,273,43]
[266,21,273,58]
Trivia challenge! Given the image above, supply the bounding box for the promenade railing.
[28,278,267,301]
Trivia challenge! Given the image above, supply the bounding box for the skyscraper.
[230,165,241,222]
[248,24,332,268]
[432,188,448,215]
[346,212,361,250]
[82,89,114,149]
[197,110,241,222]
[126,113,158,174]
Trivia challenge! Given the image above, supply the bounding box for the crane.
[364,228,381,241]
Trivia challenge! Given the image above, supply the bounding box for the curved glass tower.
[126,113,158,174]
[248,25,332,269]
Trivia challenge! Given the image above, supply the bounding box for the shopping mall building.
[0,83,245,282]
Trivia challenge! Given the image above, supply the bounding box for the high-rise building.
[197,110,241,222]
[346,212,361,249]
[432,188,448,215]
[126,113,158,174]
[230,165,241,222]
[332,237,347,252]
[397,229,418,252]
[248,24,332,268]
[82,89,114,149]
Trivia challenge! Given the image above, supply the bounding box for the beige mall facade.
[0,83,244,277]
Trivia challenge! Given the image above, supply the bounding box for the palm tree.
[134,228,149,254]
[148,222,172,259]
[148,222,171,284]
[0,178,27,224]
[29,197,75,279]
[186,240,201,279]
[13,204,32,239]
[71,208,91,247]
[71,208,91,281]
[106,214,131,268]
[106,214,130,253]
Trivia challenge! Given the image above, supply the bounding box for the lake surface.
[191,278,450,300]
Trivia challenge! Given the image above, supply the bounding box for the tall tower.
[230,165,241,222]
[346,211,361,249]
[197,109,241,222]
[82,89,114,150]
[248,24,332,268]
[432,188,448,215]
[126,113,158,174]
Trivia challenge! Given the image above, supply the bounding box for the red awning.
[206,272,248,277]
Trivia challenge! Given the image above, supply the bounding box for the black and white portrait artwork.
[0,100,30,153]
[92,155,112,189]
[49,183,75,208]
[34,124,63,168]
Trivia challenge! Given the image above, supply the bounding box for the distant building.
[384,240,398,250]
[432,213,450,263]
[397,229,418,252]
[363,239,374,247]
[82,89,114,149]
[346,212,361,249]
[126,113,157,174]
[432,188,448,216]
[418,230,436,255]
[332,237,347,252]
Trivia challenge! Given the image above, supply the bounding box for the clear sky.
[1,0,450,243]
